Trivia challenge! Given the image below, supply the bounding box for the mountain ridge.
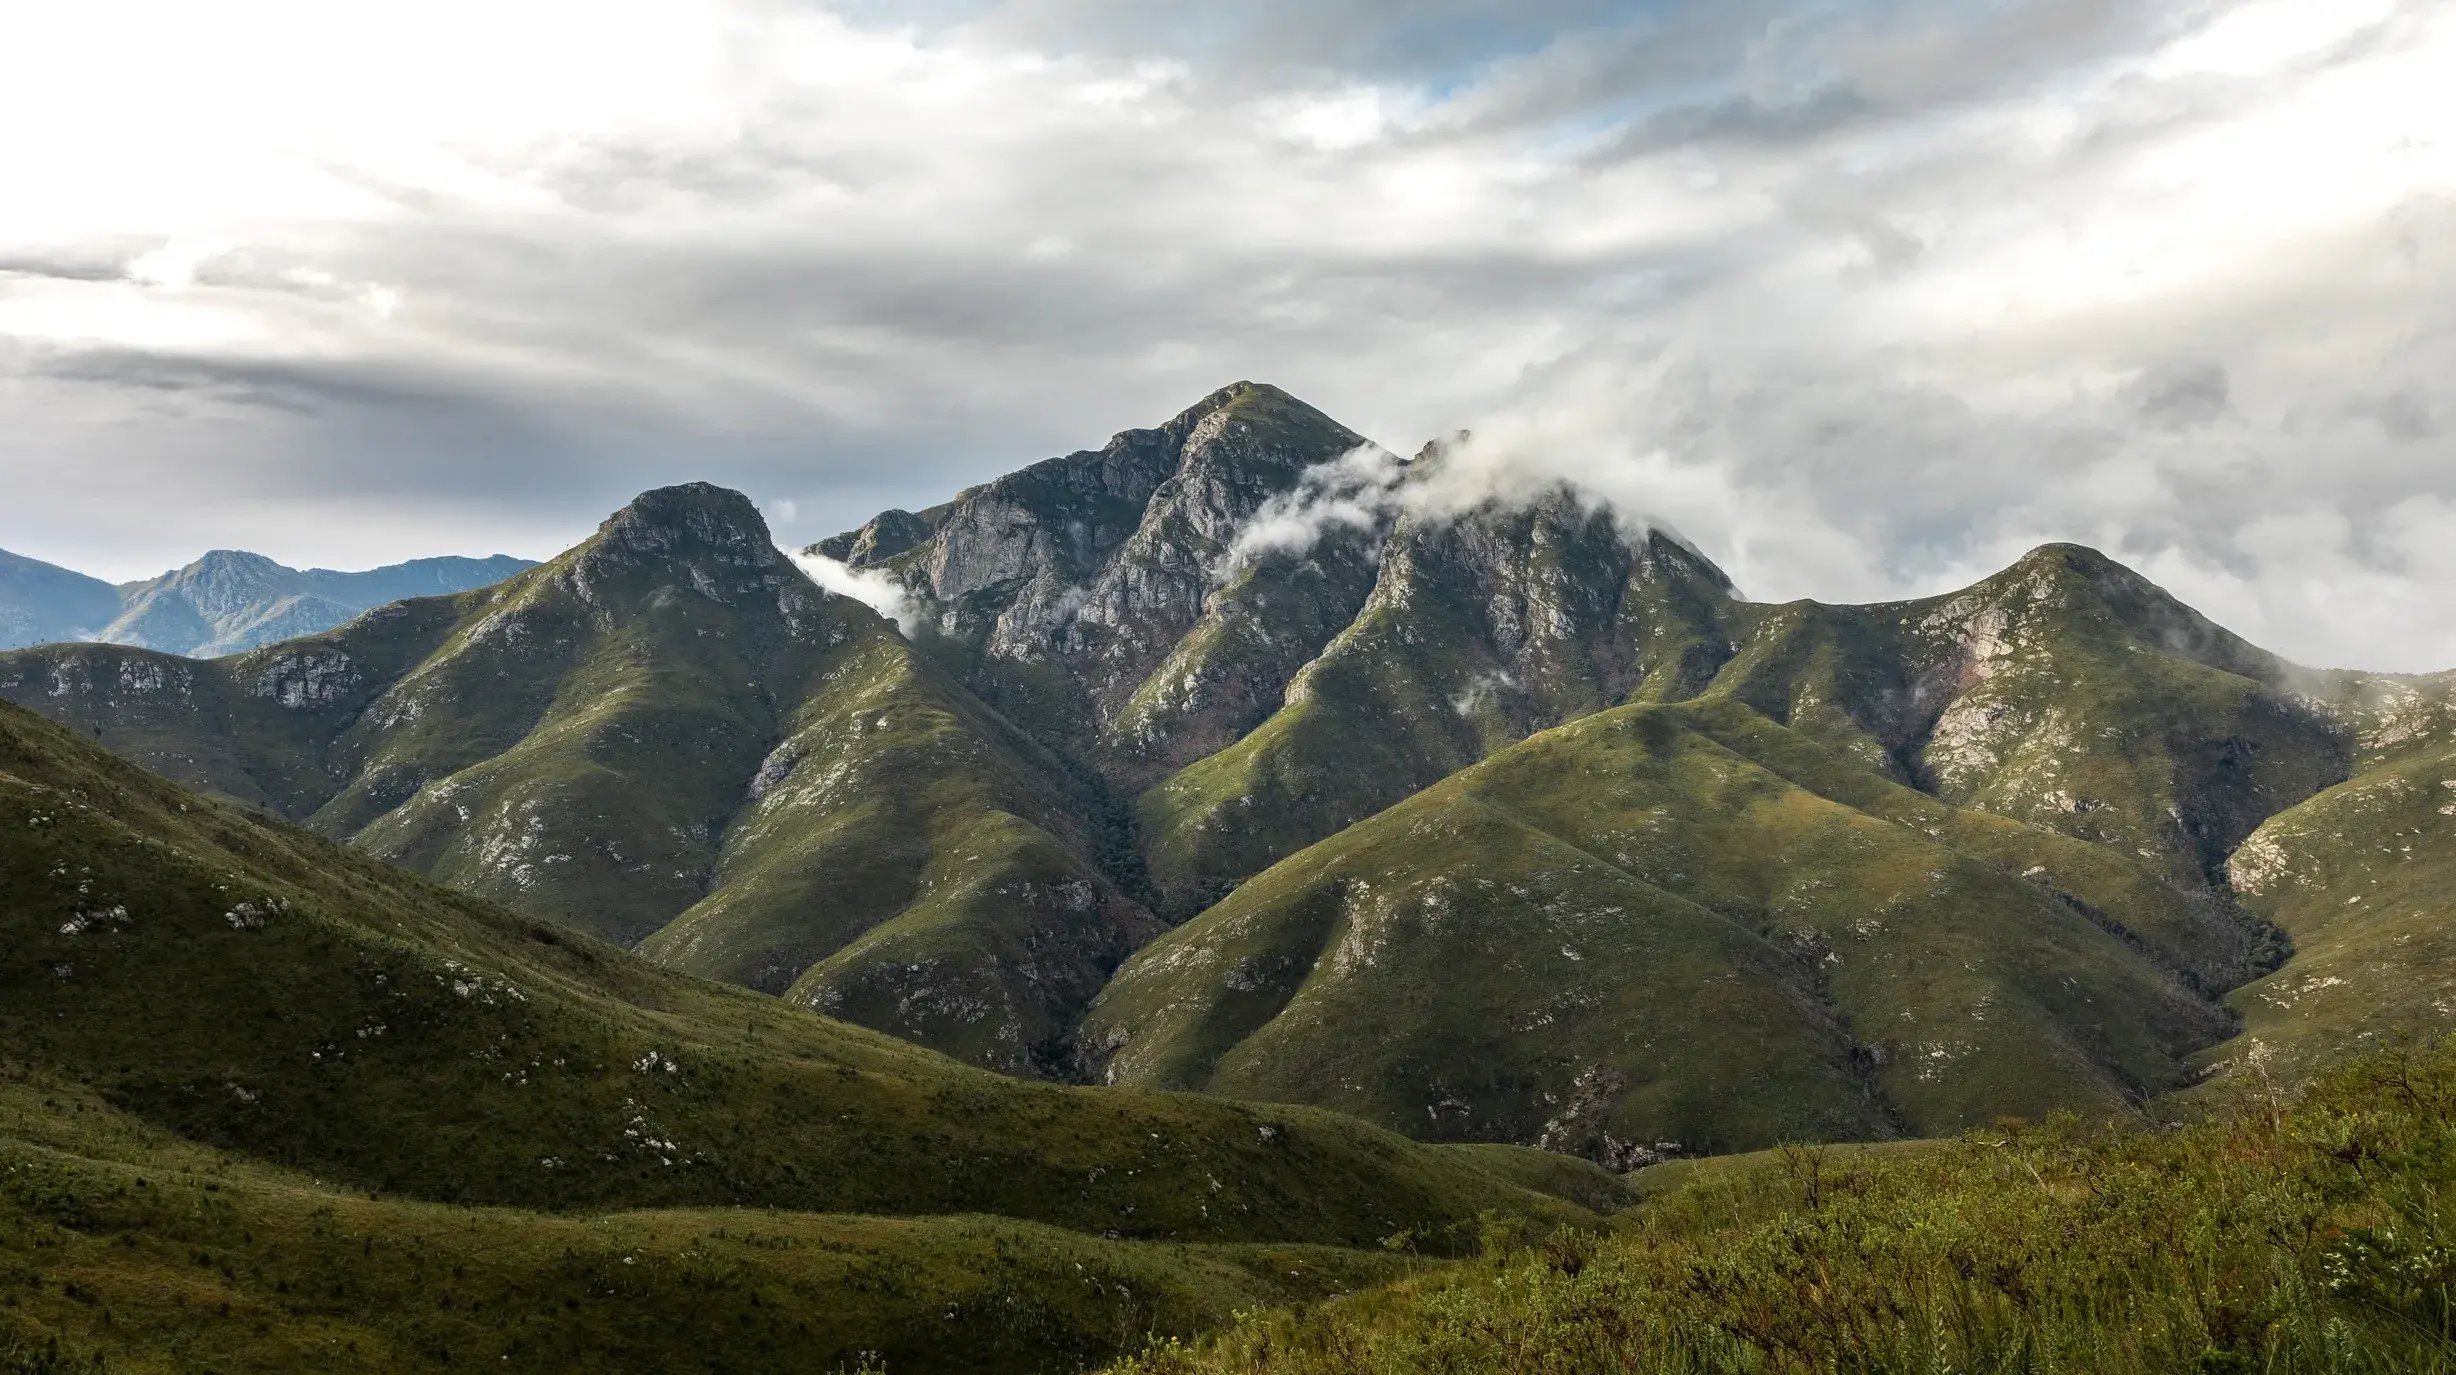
[0,483,1164,1076]
[0,543,535,656]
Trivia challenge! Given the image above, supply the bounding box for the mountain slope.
[0,546,533,657]
[2209,672,2456,1080]
[0,693,1621,1371]
[0,1110,1413,1375]
[1137,536,2355,917]
[0,547,123,650]
[0,692,1610,1234]
[828,409,2357,926]
[14,382,2451,1136]
[1105,1043,2456,1375]
[1701,545,2353,887]
[820,381,1382,784]
[1137,485,1740,915]
[102,549,538,656]
[1084,699,2246,1161]
[0,487,1165,1074]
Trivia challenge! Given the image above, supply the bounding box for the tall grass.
[1114,1042,2456,1374]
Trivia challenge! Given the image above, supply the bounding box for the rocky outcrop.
[824,382,1372,757]
[1136,482,1742,914]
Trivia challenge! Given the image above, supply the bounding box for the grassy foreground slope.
[1086,700,2245,1160]
[0,1075,1421,1375]
[1110,1041,2456,1375]
[0,695,1617,1242]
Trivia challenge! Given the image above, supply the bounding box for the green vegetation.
[2214,733,2456,1082]
[0,1073,1422,1375]
[1090,699,2244,1158]
[1109,1040,2456,1374]
[10,384,2456,1369]
[1143,537,2355,923]
[0,693,1626,1370]
[0,691,1624,1235]
[1136,498,1735,918]
[0,485,1156,1074]
[9,386,2456,1165]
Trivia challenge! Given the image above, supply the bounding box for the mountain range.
[0,544,534,657]
[4,381,2452,1169]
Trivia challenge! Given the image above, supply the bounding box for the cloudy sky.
[1,0,2450,669]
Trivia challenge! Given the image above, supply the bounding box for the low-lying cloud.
[1215,443,1407,579]
[786,549,923,637]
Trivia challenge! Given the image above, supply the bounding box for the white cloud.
[0,0,2448,672]
[1216,443,1407,578]
[787,548,922,637]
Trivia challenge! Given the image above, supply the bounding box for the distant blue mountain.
[0,546,536,656]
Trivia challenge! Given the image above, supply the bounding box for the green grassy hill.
[1102,1040,2456,1375]
[0,694,1623,1370]
[0,1074,1422,1375]
[2214,733,2456,1081]
[1086,700,2252,1159]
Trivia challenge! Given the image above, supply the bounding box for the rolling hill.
[0,693,1616,1371]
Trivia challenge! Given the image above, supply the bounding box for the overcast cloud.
[0,0,2449,668]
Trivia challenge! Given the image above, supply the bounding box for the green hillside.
[1134,537,2355,921]
[0,486,1156,1075]
[2215,735,2456,1080]
[1087,699,2250,1158]
[1136,489,1739,917]
[0,694,1623,1369]
[1105,1040,2456,1375]
[0,1075,1418,1375]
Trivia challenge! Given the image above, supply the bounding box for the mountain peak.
[613,481,768,527]
[1181,379,1293,417]
[188,548,285,574]
[1169,380,1345,434]
[593,483,774,558]
[569,483,797,614]
[2006,541,2125,578]
[1987,542,2193,616]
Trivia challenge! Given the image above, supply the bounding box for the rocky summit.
[5,384,2454,1170]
